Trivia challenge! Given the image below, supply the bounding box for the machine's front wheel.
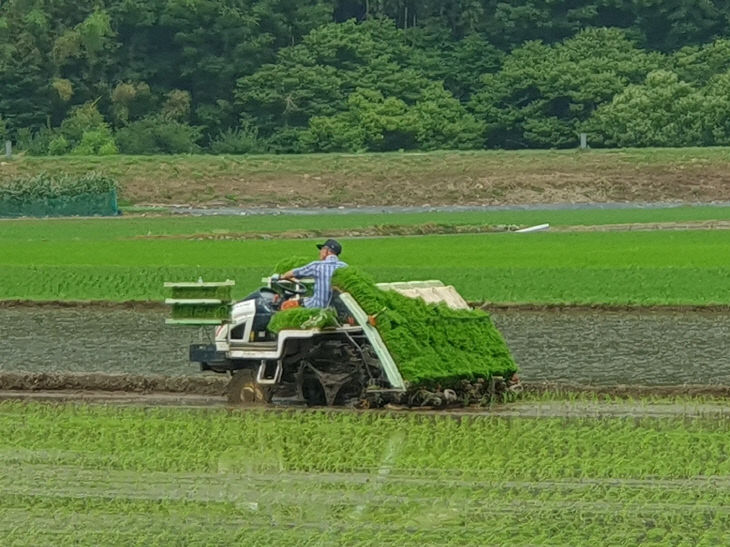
[227,369,273,405]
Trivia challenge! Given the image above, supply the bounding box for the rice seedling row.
[1,229,729,304]
[2,402,730,544]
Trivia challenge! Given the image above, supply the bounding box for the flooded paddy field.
[0,306,727,386]
[492,308,730,385]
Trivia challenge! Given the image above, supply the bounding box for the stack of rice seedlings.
[332,267,517,389]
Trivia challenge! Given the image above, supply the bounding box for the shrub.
[19,128,56,156]
[97,140,119,156]
[209,124,264,154]
[71,129,118,155]
[0,172,118,201]
[115,116,201,154]
[48,135,71,155]
[15,128,33,151]
[59,102,107,144]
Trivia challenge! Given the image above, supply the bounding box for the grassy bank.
[3,148,730,206]
[1,400,730,544]
[0,209,728,304]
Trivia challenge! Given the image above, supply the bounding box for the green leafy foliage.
[469,29,664,148]
[586,68,730,147]
[71,128,118,155]
[586,70,705,147]
[47,135,70,156]
[3,2,730,151]
[58,103,109,145]
[115,116,201,154]
[22,102,121,157]
[332,267,517,387]
[0,172,118,217]
[300,84,484,152]
[0,172,117,201]
[671,39,730,83]
[208,125,265,154]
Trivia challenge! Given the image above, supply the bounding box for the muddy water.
[1,307,728,385]
[492,309,730,385]
[0,308,194,377]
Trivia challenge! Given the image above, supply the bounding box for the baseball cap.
[316,238,342,255]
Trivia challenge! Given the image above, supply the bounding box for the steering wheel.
[272,278,308,297]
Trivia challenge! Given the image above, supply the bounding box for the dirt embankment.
[126,156,730,207]
[131,164,730,208]
[0,372,227,395]
[5,151,730,207]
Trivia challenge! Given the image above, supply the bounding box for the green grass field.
[2,400,729,544]
[0,208,728,304]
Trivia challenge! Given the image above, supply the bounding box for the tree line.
[1,0,730,154]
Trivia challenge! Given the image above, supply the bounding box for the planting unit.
[166,268,517,407]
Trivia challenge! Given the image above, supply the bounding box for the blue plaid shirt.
[293,255,348,308]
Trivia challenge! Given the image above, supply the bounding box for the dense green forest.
[2,0,730,154]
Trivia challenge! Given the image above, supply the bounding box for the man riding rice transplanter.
[278,239,347,309]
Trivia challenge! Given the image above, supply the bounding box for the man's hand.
[281,270,296,281]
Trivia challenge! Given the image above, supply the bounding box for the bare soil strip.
[127,219,730,242]
[521,380,730,399]
[0,390,225,407]
[3,372,729,398]
[131,223,515,241]
[554,220,730,232]
[2,372,729,417]
[0,299,167,311]
[0,371,227,394]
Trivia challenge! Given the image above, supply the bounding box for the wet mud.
[4,381,730,418]
[1,306,728,391]
[0,371,227,394]
[491,308,730,386]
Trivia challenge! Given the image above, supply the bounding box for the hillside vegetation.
[3,1,730,154]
